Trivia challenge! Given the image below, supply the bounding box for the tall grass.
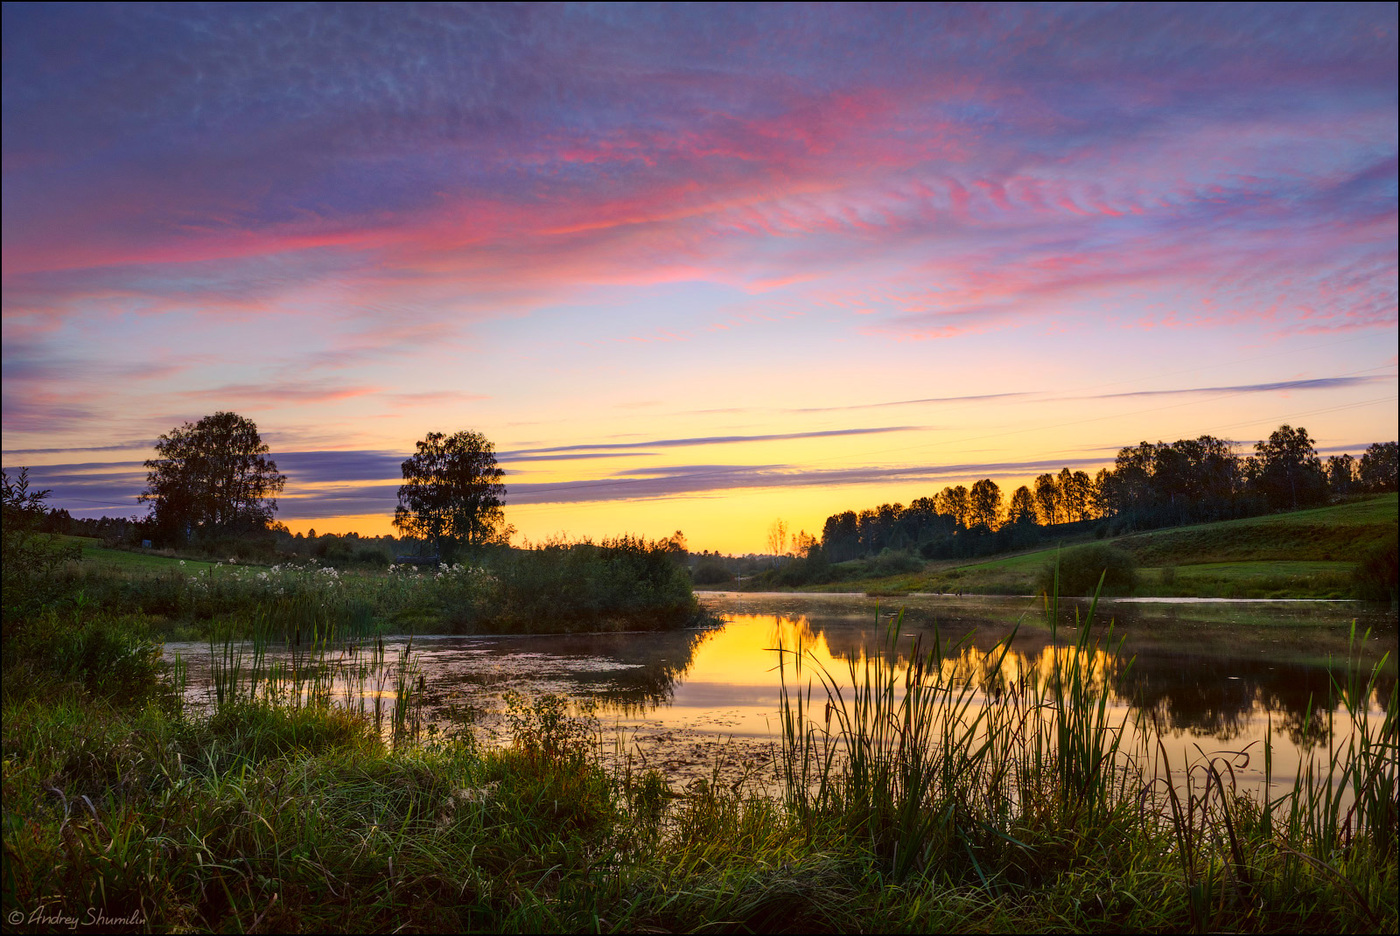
[776,567,1396,926]
[777,571,1140,883]
[778,613,1016,880]
[202,592,422,750]
[1044,570,1135,826]
[1271,622,1396,882]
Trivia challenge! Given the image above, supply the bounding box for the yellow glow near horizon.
[275,465,1080,555]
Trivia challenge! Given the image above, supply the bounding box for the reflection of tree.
[794,606,1368,748]
[546,627,715,714]
[814,609,1008,671]
[1259,667,1362,748]
[768,615,819,656]
[1113,654,1345,745]
[1373,673,1396,717]
[1116,655,1259,741]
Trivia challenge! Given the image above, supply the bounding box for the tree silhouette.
[1358,441,1398,492]
[1007,485,1037,526]
[394,431,510,562]
[140,412,285,543]
[1033,473,1060,526]
[766,518,788,564]
[937,485,971,528]
[1253,425,1326,511]
[968,478,1002,530]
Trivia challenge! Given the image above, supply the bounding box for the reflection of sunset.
[628,602,1393,803]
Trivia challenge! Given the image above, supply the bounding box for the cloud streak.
[1090,376,1396,400]
[500,426,925,456]
[8,454,1117,519]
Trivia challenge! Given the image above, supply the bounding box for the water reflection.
[702,593,1395,748]
[166,592,1395,788]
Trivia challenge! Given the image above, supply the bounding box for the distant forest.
[815,429,1397,563]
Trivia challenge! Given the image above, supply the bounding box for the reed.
[776,568,1140,883]
[1044,569,1136,826]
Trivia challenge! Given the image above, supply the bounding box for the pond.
[165,592,1397,795]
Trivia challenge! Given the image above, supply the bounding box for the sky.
[3,2,1397,554]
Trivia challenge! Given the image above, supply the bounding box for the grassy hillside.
[1112,494,1396,566]
[57,535,224,574]
[796,493,1398,599]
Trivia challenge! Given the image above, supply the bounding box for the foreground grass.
[5,697,1394,933]
[3,602,1395,933]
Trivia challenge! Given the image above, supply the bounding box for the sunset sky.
[3,3,1396,554]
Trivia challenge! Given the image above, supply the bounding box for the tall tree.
[937,485,971,528]
[968,479,1002,530]
[1358,442,1398,493]
[1092,468,1115,518]
[1253,425,1327,511]
[1327,454,1358,496]
[140,412,286,543]
[1007,485,1037,526]
[394,431,510,562]
[1033,473,1060,526]
[1070,470,1096,521]
[821,510,861,562]
[767,518,789,563]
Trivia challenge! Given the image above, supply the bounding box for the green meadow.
[783,494,1399,599]
[62,536,221,574]
[29,534,703,640]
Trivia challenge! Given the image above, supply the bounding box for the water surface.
[167,592,1396,792]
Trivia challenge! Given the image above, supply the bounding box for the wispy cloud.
[501,426,924,457]
[790,393,1029,413]
[6,452,1120,519]
[484,457,1118,506]
[182,382,382,405]
[1090,375,1395,400]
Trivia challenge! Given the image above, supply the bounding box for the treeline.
[818,428,1397,563]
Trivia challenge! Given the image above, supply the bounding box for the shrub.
[1039,543,1137,596]
[2,608,164,706]
[866,549,923,577]
[493,536,699,631]
[1353,531,1398,603]
[692,557,735,585]
[2,467,82,619]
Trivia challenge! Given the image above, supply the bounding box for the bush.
[866,549,923,577]
[692,557,735,585]
[492,536,699,631]
[2,467,82,619]
[2,608,164,706]
[1039,543,1137,596]
[1353,531,1398,603]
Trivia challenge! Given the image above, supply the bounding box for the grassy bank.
[30,534,703,639]
[729,494,1398,599]
[3,595,1394,933]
